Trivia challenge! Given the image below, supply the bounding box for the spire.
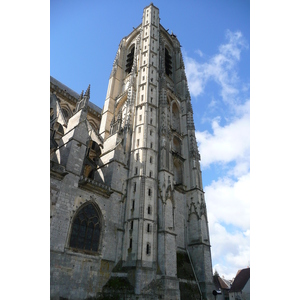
[79,90,84,101]
[84,84,90,99]
[75,84,90,113]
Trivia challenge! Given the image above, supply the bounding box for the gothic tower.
[50,3,215,300]
[99,3,214,299]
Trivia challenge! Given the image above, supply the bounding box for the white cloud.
[184,30,247,106]
[195,49,203,57]
[202,156,250,279]
[210,222,250,280]
[219,30,245,61]
[207,173,250,279]
[196,102,250,173]
[185,29,250,280]
[206,173,250,230]
[199,117,250,279]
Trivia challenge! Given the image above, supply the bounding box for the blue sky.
[51,0,250,280]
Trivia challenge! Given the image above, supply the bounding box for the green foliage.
[104,277,133,291]
[176,251,195,280]
[179,282,201,300]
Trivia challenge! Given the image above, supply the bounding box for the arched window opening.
[87,140,101,162]
[174,160,183,185]
[61,108,69,120]
[173,136,181,154]
[69,203,101,252]
[61,104,72,122]
[171,102,180,132]
[146,243,151,255]
[88,119,99,133]
[125,46,135,74]
[165,48,172,76]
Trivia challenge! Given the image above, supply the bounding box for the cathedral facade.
[50,4,215,300]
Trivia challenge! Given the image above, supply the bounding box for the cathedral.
[50,3,215,299]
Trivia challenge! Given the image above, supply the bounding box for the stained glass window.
[69,203,101,252]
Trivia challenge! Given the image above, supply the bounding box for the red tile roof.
[229,268,250,292]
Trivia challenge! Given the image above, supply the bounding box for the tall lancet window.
[165,48,172,76]
[125,46,135,74]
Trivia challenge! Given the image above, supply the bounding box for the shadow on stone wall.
[177,251,201,300]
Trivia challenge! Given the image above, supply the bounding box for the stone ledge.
[50,161,68,180]
[78,176,113,198]
[174,183,186,193]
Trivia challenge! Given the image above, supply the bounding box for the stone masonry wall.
[50,172,124,299]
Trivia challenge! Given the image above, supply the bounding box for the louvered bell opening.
[125,48,135,74]
[165,49,172,76]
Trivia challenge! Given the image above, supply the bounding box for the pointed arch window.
[60,104,72,122]
[171,102,180,132]
[69,203,101,252]
[62,108,69,119]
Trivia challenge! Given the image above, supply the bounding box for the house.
[229,268,250,300]
[213,272,231,300]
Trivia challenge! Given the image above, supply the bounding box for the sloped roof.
[213,275,231,290]
[222,278,232,287]
[218,277,231,289]
[229,268,250,292]
[50,76,80,99]
[50,76,102,115]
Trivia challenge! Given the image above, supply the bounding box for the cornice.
[78,176,113,198]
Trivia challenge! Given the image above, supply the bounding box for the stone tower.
[50,3,214,300]
[99,3,214,299]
